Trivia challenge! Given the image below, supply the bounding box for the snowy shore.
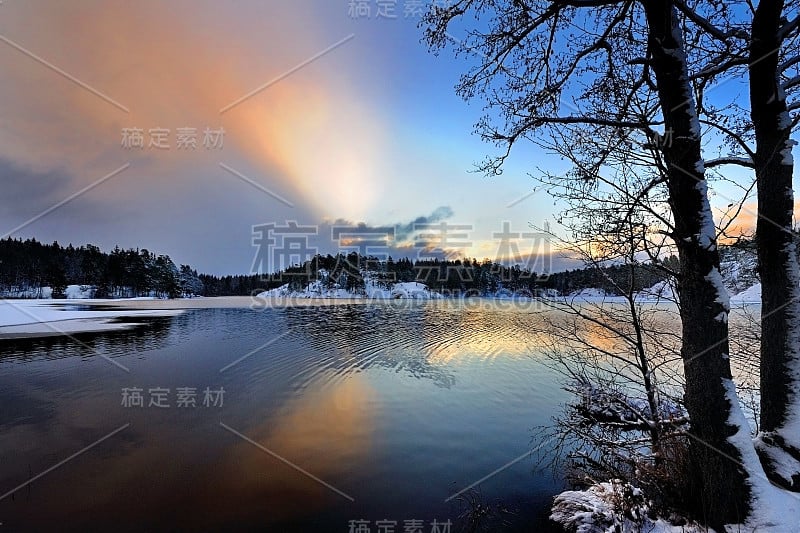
[0,299,184,338]
[1,279,765,339]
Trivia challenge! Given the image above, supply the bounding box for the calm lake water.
[0,300,575,531]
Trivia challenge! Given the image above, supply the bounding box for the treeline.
[1,237,679,299]
[544,259,676,296]
[256,251,673,296]
[0,238,203,298]
[197,273,266,297]
[254,252,554,295]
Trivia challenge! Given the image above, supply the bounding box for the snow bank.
[731,283,761,304]
[719,380,800,532]
[551,481,708,533]
[390,282,442,299]
[559,276,761,306]
[556,283,679,304]
[256,280,443,300]
[635,280,678,302]
[569,288,608,299]
[0,299,182,338]
[64,284,95,299]
[256,283,360,299]
[559,279,759,305]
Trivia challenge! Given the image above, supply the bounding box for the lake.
[0,299,571,532]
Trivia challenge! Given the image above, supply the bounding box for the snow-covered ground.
[568,287,609,299]
[560,283,677,304]
[731,282,762,304]
[255,268,443,300]
[256,277,762,306]
[635,279,678,301]
[561,279,763,305]
[0,275,765,339]
[256,280,444,300]
[63,284,96,299]
[551,471,800,532]
[551,481,711,533]
[0,299,183,338]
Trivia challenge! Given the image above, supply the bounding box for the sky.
[0,1,794,275]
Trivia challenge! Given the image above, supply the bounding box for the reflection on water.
[210,376,377,527]
[0,301,570,531]
[0,316,182,366]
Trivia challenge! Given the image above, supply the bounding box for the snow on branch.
[569,379,685,432]
[704,156,755,169]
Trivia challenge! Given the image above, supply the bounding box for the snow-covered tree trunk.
[750,0,800,491]
[644,1,756,525]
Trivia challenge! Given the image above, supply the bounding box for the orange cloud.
[0,1,386,220]
[716,199,800,242]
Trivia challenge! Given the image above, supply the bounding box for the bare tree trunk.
[644,1,753,525]
[625,257,663,458]
[750,0,800,491]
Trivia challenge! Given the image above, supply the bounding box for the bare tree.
[424,1,764,526]
[529,110,698,519]
[536,246,690,515]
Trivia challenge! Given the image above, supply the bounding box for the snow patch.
[780,139,797,166]
[551,481,708,533]
[572,379,683,428]
[256,280,443,300]
[704,267,731,311]
[695,180,718,251]
[0,299,183,338]
[635,280,678,302]
[731,283,762,303]
[390,282,442,300]
[720,378,800,532]
[64,284,96,299]
[568,288,609,299]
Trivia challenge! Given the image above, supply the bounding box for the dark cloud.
[394,206,454,242]
[313,207,454,246]
[0,158,315,275]
[245,207,457,271]
[0,159,74,221]
[250,207,575,272]
[0,159,127,241]
[309,206,456,256]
